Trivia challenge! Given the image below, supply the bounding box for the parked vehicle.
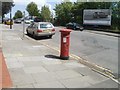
[25,19,33,24]
[0,18,2,24]
[4,19,13,25]
[66,22,84,31]
[26,22,55,38]
[14,18,22,23]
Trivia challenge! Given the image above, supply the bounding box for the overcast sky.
[5,0,77,18]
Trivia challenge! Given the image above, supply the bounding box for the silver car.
[26,22,55,38]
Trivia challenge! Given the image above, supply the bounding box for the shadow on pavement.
[26,34,52,40]
[45,54,61,60]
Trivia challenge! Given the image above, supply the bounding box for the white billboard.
[83,9,112,26]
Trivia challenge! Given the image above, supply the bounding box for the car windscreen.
[40,24,53,28]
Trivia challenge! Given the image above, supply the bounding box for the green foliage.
[2,2,14,22]
[54,1,120,31]
[13,10,23,19]
[2,2,14,15]
[37,13,44,21]
[111,2,120,30]
[54,2,73,26]
[41,5,51,22]
[26,2,39,16]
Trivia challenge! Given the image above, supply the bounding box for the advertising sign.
[83,9,111,26]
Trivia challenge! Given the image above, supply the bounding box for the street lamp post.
[23,11,25,39]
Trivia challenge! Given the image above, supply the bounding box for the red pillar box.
[60,29,72,60]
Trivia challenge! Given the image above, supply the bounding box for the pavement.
[0,24,119,88]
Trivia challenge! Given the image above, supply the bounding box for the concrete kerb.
[24,34,120,85]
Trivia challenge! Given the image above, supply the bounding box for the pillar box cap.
[60,29,72,33]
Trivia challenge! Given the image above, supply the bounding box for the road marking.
[87,31,119,38]
[25,35,120,84]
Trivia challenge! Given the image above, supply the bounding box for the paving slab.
[22,61,44,67]
[6,61,24,69]
[5,36,22,40]
[34,81,65,88]
[41,58,62,65]
[55,70,82,80]
[2,52,23,58]
[16,84,35,88]
[74,67,108,81]
[31,72,58,84]
[79,75,108,85]
[5,57,19,63]
[59,77,91,88]
[44,64,69,72]
[17,56,33,62]
[23,66,48,74]
[87,79,118,88]
[63,61,86,69]
[9,68,35,86]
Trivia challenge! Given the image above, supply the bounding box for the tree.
[26,2,39,16]
[111,2,120,30]
[54,1,73,25]
[54,1,120,31]
[13,10,23,19]
[2,2,14,22]
[41,5,51,22]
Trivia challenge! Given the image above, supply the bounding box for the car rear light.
[37,29,42,32]
[52,28,55,32]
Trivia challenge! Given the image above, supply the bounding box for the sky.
[5,0,77,18]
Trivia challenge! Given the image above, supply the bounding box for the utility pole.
[10,7,12,29]
[23,11,25,39]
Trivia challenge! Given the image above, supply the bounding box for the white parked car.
[25,19,33,24]
[26,22,55,38]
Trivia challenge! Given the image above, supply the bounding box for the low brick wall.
[0,49,12,88]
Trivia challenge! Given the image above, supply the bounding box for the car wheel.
[49,35,52,38]
[26,30,30,35]
[80,29,84,31]
[73,27,76,30]
[33,33,37,39]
